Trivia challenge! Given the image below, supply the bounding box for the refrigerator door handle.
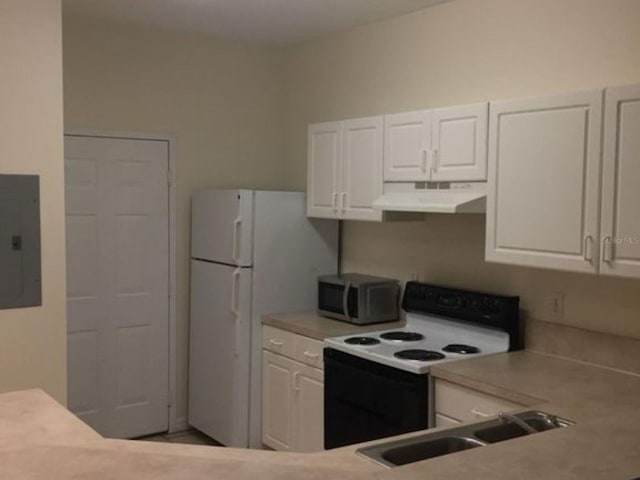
[231,268,241,356]
[232,217,242,263]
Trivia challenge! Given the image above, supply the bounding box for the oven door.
[324,348,429,449]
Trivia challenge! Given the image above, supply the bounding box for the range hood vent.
[372,185,486,214]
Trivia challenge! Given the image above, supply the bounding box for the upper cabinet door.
[431,103,488,182]
[600,84,640,278]
[384,111,431,181]
[307,122,341,219]
[341,116,384,221]
[486,90,603,273]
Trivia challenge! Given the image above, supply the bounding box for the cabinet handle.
[583,234,594,262]
[421,149,428,173]
[332,192,338,212]
[269,339,284,347]
[432,149,439,173]
[303,351,319,359]
[341,192,347,213]
[471,408,491,418]
[603,236,614,263]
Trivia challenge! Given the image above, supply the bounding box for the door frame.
[64,128,180,433]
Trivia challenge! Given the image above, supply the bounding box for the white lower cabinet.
[434,379,522,424]
[293,364,324,452]
[262,351,295,450]
[262,328,324,452]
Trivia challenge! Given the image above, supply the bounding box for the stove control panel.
[402,282,522,350]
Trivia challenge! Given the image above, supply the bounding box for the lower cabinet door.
[263,350,325,452]
[262,351,295,450]
[293,364,325,452]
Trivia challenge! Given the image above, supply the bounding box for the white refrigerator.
[188,189,338,448]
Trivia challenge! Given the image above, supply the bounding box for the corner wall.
[0,0,67,402]
[282,0,640,339]
[62,17,286,422]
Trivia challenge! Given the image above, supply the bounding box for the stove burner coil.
[393,349,446,361]
[344,336,381,346]
[380,331,425,342]
[442,344,480,354]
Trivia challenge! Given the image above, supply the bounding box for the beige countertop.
[371,351,640,480]
[262,310,404,340]
[2,350,640,479]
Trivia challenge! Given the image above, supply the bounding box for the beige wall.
[63,17,285,423]
[0,0,67,402]
[282,0,640,339]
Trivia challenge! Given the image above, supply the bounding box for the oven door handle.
[342,281,351,322]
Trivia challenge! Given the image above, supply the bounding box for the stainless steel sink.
[357,411,573,468]
[475,411,573,443]
[381,436,484,466]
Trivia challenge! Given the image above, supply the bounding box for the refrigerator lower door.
[188,259,252,447]
[191,189,254,266]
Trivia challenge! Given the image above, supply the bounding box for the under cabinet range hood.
[372,184,486,214]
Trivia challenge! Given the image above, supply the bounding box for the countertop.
[262,310,404,340]
[2,350,640,479]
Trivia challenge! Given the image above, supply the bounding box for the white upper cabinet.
[341,116,384,221]
[384,111,431,181]
[431,103,488,182]
[307,122,342,219]
[486,90,603,273]
[383,103,488,183]
[307,116,383,221]
[600,84,640,278]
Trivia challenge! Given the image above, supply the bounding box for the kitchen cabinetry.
[434,379,522,427]
[262,326,324,452]
[486,90,603,273]
[600,84,640,278]
[307,117,383,221]
[383,103,488,182]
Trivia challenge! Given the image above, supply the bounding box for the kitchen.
[1,0,640,478]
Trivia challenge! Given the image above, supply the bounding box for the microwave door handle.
[342,281,351,322]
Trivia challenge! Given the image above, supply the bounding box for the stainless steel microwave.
[317,273,400,324]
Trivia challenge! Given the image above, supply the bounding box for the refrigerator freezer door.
[188,260,252,447]
[248,190,339,448]
[191,189,254,266]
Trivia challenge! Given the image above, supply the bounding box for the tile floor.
[135,429,223,447]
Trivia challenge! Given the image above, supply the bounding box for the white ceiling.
[63,0,451,46]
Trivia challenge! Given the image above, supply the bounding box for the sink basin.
[474,422,530,443]
[357,411,573,468]
[475,411,574,443]
[381,437,484,466]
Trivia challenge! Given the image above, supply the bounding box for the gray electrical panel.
[0,174,41,309]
